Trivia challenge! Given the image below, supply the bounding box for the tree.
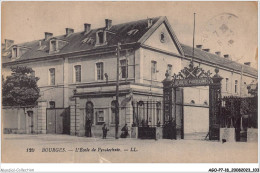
[2,66,40,106]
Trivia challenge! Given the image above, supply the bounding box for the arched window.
[86,101,94,124]
[138,101,145,126]
[49,101,55,108]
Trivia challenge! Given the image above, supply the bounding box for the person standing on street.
[120,124,129,138]
[102,123,109,139]
[85,118,92,137]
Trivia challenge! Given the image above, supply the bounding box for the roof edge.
[138,16,184,56]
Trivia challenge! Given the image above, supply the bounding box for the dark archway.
[85,101,94,137]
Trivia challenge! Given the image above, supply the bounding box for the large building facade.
[2,16,257,139]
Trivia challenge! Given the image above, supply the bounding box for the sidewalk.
[2,134,258,163]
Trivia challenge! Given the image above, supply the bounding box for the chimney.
[244,62,251,66]
[66,28,74,36]
[39,40,42,46]
[224,54,230,59]
[5,39,14,49]
[215,51,221,56]
[105,19,112,30]
[147,18,153,28]
[45,32,53,41]
[196,45,203,49]
[202,48,210,52]
[84,23,91,33]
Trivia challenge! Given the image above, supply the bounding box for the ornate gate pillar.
[163,72,172,123]
[209,69,223,140]
[162,71,176,139]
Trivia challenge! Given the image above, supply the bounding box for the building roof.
[181,44,258,77]
[2,17,161,63]
[2,16,257,77]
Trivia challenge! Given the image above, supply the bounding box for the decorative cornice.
[140,44,185,59]
[2,42,139,67]
[74,88,163,98]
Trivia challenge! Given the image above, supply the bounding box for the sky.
[1,1,258,68]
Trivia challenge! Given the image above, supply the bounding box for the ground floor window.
[96,110,105,124]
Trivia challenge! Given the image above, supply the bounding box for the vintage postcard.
[1,1,258,166]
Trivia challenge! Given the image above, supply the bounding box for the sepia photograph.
[0,1,258,169]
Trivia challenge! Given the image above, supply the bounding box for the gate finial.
[162,70,172,85]
[212,68,223,83]
[165,70,170,78]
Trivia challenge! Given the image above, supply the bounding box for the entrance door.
[47,109,56,134]
[46,108,70,134]
[56,109,64,134]
[27,111,34,134]
[183,86,209,140]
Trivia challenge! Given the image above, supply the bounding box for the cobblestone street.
[1,134,258,163]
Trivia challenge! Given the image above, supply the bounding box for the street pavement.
[1,134,258,163]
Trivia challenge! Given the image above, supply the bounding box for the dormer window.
[12,47,18,58]
[50,40,57,52]
[98,32,104,44]
[49,39,68,53]
[11,46,29,58]
[96,31,107,46]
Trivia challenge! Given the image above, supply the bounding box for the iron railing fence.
[219,96,258,129]
[132,101,162,127]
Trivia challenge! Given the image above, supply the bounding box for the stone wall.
[2,101,47,134]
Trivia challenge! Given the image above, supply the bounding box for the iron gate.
[163,62,223,140]
[46,107,70,134]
